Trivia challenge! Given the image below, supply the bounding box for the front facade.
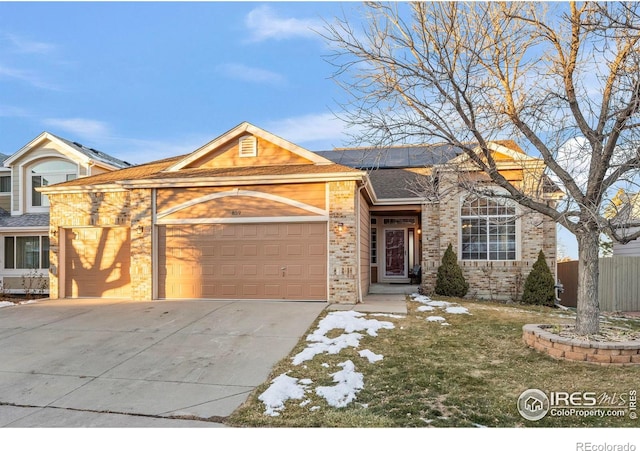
[0,133,130,293]
[42,122,559,303]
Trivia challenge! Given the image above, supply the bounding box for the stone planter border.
[523,324,640,365]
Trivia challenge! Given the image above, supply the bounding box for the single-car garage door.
[65,227,132,298]
[158,222,327,300]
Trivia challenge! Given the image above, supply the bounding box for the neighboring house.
[609,191,640,256]
[0,132,131,293]
[41,122,560,303]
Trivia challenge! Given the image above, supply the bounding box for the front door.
[384,228,407,278]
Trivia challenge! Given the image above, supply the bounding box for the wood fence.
[557,257,640,312]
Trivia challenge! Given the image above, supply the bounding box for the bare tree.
[324,1,640,334]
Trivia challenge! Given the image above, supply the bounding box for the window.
[371,227,377,264]
[238,136,257,157]
[0,175,10,193]
[29,160,77,208]
[460,196,517,261]
[4,236,50,269]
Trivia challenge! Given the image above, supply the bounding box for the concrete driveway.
[0,298,326,427]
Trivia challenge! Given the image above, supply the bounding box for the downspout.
[356,181,367,304]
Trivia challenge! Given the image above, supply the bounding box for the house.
[609,191,640,256]
[41,122,559,303]
[0,132,131,293]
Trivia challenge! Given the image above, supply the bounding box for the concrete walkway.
[0,298,326,427]
[327,293,409,315]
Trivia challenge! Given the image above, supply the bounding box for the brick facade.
[328,180,360,304]
[47,189,153,301]
[48,182,362,304]
[420,170,557,301]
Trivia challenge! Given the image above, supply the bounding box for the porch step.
[368,283,418,295]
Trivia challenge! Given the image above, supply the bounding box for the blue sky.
[0,1,579,259]
[0,2,360,161]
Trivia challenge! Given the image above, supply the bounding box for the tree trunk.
[575,231,600,335]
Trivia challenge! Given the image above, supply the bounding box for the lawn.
[226,296,640,428]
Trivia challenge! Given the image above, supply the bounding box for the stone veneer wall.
[47,189,153,301]
[128,189,153,300]
[328,180,359,304]
[421,171,557,301]
[523,324,640,365]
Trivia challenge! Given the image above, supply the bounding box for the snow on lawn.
[445,306,470,315]
[411,293,472,325]
[358,349,383,363]
[259,374,311,417]
[426,316,446,322]
[260,310,396,416]
[315,360,364,408]
[292,310,394,365]
[0,300,39,309]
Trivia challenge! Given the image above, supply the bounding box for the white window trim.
[26,159,79,213]
[458,194,521,262]
[3,234,50,270]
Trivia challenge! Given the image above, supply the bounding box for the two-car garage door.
[157,222,327,300]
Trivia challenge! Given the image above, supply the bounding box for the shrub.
[522,250,556,307]
[435,243,469,298]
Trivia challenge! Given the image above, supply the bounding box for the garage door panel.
[65,227,132,299]
[158,222,326,300]
[264,284,281,297]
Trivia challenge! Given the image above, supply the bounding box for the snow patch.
[0,301,15,309]
[315,360,364,408]
[417,305,435,312]
[19,300,38,305]
[410,294,432,304]
[259,374,308,417]
[426,316,446,322]
[292,311,393,365]
[292,332,363,365]
[358,349,383,363]
[445,306,470,315]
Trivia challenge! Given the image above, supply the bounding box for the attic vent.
[238,136,257,157]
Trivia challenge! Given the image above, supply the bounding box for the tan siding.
[163,195,322,220]
[359,191,370,296]
[10,144,74,166]
[0,195,10,212]
[2,276,49,291]
[12,166,19,212]
[156,183,327,214]
[189,135,314,168]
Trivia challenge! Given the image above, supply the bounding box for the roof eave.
[118,172,366,189]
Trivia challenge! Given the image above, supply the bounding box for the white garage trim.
[157,216,329,226]
[156,189,328,220]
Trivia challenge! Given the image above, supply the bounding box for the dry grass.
[226,298,640,428]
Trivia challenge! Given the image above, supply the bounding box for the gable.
[6,134,85,168]
[5,132,129,171]
[166,122,331,171]
[183,133,318,169]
